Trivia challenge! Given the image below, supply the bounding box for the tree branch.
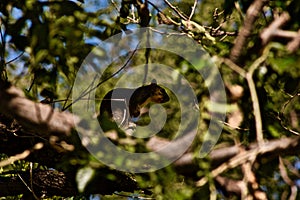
[230,0,269,62]
[0,82,79,137]
[224,44,273,146]
[279,156,298,200]
[260,12,300,53]
[163,0,188,20]
[215,176,244,196]
[260,12,291,45]
[188,0,198,20]
[0,143,43,168]
[287,29,300,53]
[195,136,300,187]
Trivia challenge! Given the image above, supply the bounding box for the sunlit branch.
[163,0,188,20]
[189,0,198,20]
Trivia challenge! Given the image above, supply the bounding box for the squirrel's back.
[99,80,169,129]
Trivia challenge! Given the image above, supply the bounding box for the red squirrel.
[98,79,169,131]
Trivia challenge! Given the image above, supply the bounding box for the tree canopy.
[0,0,300,199]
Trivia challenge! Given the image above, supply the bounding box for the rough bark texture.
[0,81,79,137]
[230,0,269,63]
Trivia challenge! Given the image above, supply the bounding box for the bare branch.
[63,42,140,111]
[0,143,43,167]
[163,0,188,20]
[242,161,267,199]
[260,12,291,45]
[0,82,79,137]
[221,58,246,78]
[215,176,244,196]
[230,0,269,62]
[287,29,300,53]
[278,92,300,136]
[246,73,264,145]
[279,156,298,200]
[260,12,300,53]
[195,136,300,187]
[189,0,198,20]
[224,44,272,145]
[5,52,25,65]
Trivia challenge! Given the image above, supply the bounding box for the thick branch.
[230,0,269,62]
[195,136,300,186]
[215,176,244,196]
[260,12,300,53]
[0,82,79,137]
[287,29,300,53]
[173,136,300,176]
[260,12,291,45]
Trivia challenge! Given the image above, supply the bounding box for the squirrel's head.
[149,79,170,103]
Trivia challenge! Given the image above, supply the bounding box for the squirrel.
[98,79,169,132]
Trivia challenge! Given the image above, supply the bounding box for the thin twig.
[196,148,260,187]
[17,174,36,198]
[17,173,39,199]
[204,25,237,37]
[163,0,188,20]
[247,45,272,145]
[62,84,73,110]
[222,58,246,77]
[148,1,161,12]
[189,0,198,20]
[0,150,31,168]
[110,0,119,12]
[29,162,39,200]
[246,74,264,145]
[278,92,300,135]
[221,121,249,131]
[223,44,271,146]
[0,143,43,168]
[196,129,299,188]
[0,22,7,80]
[149,27,186,36]
[63,42,140,111]
[279,156,298,200]
[5,52,25,65]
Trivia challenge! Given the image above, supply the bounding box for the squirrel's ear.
[151,79,157,84]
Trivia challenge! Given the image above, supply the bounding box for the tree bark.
[0,81,79,137]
